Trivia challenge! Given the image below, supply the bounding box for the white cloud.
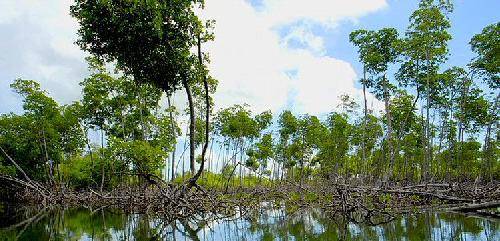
[203,0,387,115]
[201,0,290,113]
[0,0,87,113]
[260,0,388,27]
[0,0,387,117]
[282,24,326,55]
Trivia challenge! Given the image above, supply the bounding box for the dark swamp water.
[0,202,498,241]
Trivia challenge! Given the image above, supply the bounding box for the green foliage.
[71,0,204,93]
[0,161,16,176]
[108,138,167,178]
[2,0,499,190]
[470,22,499,89]
[0,58,181,188]
[172,171,273,189]
[253,133,275,169]
[317,113,352,177]
[0,79,85,181]
[60,154,100,189]
[350,28,399,98]
[215,104,262,140]
[352,114,383,160]
[77,61,178,187]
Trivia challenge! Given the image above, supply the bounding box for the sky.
[1,0,499,117]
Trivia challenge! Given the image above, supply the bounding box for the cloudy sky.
[1,0,499,117]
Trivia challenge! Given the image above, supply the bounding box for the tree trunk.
[445,88,453,181]
[100,128,105,192]
[457,75,471,172]
[420,108,426,181]
[0,146,35,186]
[83,127,95,184]
[183,77,196,176]
[42,128,54,185]
[424,51,432,182]
[188,34,210,188]
[361,67,368,175]
[425,83,431,181]
[239,140,243,187]
[167,96,176,182]
[395,89,420,167]
[382,74,395,181]
[483,92,499,181]
[395,60,420,180]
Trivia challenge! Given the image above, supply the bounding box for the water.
[0,203,498,241]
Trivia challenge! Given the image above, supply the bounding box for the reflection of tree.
[176,219,204,241]
[1,207,499,241]
[219,208,499,241]
[0,207,126,241]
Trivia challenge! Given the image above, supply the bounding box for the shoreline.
[4,180,499,224]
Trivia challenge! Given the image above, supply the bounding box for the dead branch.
[446,201,500,212]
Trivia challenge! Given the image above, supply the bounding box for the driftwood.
[1,160,498,226]
[3,208,47,231]
[0,146,48,199]
[401,183,452,189]
[445,201,500,220]
[0,146,33,184]
[446,201,500,212]
[0,174,49,200]
[380,189,472,202]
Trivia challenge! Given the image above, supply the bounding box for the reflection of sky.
[149,210,498,240]
[92,210,500,240]
[2,205,499,241]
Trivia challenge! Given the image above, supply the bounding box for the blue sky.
[324,0,499,79]
[1,0,497,177]
[0,0,499,116]
[266,0,499,91]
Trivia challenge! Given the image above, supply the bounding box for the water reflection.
[0,204,498,241]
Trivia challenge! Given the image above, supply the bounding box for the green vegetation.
[0,0,498,195]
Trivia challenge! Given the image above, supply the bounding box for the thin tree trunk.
[188,34,210,188]
[395,60,420,180]
[438,115,445,153]
[430,111,436,181]
[447,90,454,181]
[0,146,36,187]
[167,96,176,182]
[383,74,395,181]
[42,128,54,186]
[120,111,125,183]
[425,85,431,181]
[483,92,499,181]
[239,141,243,187]
[484,122,492,180]
[437,111,446,179]
[83,127,95,184]
[395,89,420,174]
[424,51,432,182]
[457,74,471,174]
[183,77,196,176]
[100,129,105,192]
[420,106,426,181]
[362,67,368,175]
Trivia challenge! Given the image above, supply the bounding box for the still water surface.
[0,203,498,241]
